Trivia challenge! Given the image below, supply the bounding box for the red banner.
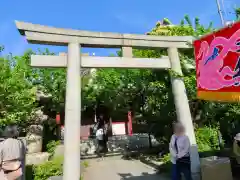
[194,21,240,102]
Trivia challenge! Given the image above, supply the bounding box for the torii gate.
[15,21,200,180]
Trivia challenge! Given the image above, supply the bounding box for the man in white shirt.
[96,128,104,141]
[169,123,191,180]
[170,134,190,160]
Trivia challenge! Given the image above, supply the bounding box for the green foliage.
[0,45,4,52]
[46,140,61,157]
[162,18,172,25]
[148,15,214,38]
[195,126,221,152]
[168,70,184,78]
[0,52,37,128]
[33,156,63,180]
[82,161,89,168]
[161,153,171,164]
[28,49,66,113]
[236,8,240,20]
[32,156,88,180]
[0,48,67,129]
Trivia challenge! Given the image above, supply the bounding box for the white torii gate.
[15,21,200,180]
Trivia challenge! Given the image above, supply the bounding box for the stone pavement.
[83,156,169,180]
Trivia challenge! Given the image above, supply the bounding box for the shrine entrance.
[15,21,199,180]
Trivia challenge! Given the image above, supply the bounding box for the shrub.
[157,153,172,175]
[46,140,61,157]
[161,153,171,164]
[31,156,88,180]
[82,161,89,168]
[195,126,222,152]
[33,156,63,180]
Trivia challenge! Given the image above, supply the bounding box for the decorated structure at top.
[194,21,240,102]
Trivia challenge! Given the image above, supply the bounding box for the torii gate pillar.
[63,43,81,179]
[168,47,200,176]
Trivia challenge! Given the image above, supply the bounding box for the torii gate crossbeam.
[15,21,200,180]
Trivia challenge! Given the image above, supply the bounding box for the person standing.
[98,114,104,127]
[169,123,192,180]
[169,135,178,180]
[95,123,107,158]
[233,133,240,164]
[103,119,111,148]
[0,125,25,180]
[231,133,240,177]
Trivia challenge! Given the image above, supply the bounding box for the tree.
[0,51,37,128]
[82,16,216,140]
[0,48,68,129]
[0,45,4,53]
[236,8,240,20]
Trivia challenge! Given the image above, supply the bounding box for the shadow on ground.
[81,152,122,160]
[118,172,168,180]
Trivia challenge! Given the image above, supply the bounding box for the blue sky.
[0,0,239,56]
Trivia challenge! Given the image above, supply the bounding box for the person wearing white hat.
[233,133,240,164]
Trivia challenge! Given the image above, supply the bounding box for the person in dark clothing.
[231,133,240,177]
[95,123,107,157]
[98,114,104,126]
[233,133,240,164]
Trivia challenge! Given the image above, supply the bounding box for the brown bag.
[2,161,21,171]
[2,161,22,180]
[5,168,22,180]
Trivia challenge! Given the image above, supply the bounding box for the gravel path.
[83,156,169,180]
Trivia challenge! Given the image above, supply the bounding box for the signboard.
[112,122,126,135]
[194,21,240,102]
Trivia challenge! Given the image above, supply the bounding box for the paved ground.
[83,156,169,180]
